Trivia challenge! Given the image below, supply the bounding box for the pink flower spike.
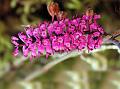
[11,12,105,60]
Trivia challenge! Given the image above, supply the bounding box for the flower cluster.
[11,13,104,60]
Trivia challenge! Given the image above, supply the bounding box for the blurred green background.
[0,0,120,89]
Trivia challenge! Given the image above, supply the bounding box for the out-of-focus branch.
[24,50,82,82]
[23,45,120,82]
[0,56,28,78]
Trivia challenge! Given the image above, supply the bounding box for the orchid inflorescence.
[11,5,105,60]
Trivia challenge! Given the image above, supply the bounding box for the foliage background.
[0,0,120,89]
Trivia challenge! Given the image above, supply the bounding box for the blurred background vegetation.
[0,0,120,89]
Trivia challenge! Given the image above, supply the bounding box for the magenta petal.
[78,45,84,50]
[11,36,19,40]
[95,37,102,48]
[59,43,65,51]
[53,21,58,27]
[46,46,53,54]
[48,24,54,35]
[68,26,75,33]
[31,50,37,58]
[18,32,27,43]
[33,28,39,36]
[41,31,47,38]
[82,15,89,20]
[42,39,50,46]
[12,41,19,46]
[25,28,33,37]
[40,24,46,30]
[55,27,63,35]
[64,42,71,48]
[72,19,79,26]
[38,44,45,54]
[94,15,101,19]
[58,37,64,43]
[22,46,29,57]
[74,32,82,39]
[98,27,104,34]
[90,23,98,30]
[26,38,32,44]
[13,47,19,56]
[52,42,59,51]
[93,32,100,37]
